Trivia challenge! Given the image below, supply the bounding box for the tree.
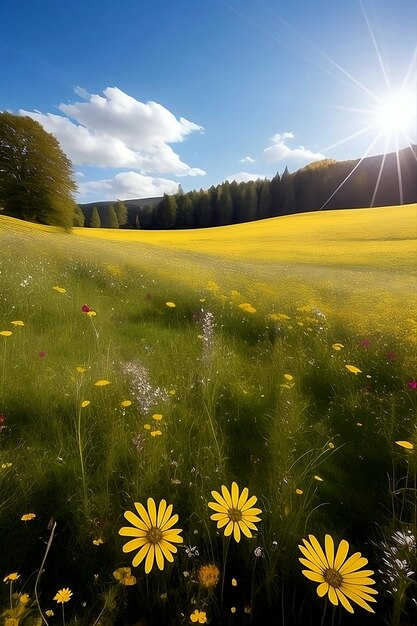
[105,204,119,228]
[279,166,296,214]
[115,200,128,227]
[258,179,272,219]
[73,204,85,227]
[0,112,77,228]
[89,206,101,228]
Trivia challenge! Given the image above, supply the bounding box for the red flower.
[38,351,46,358]
[408,380,417,389]
[81,305,92,313]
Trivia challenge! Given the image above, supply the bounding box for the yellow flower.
[52,286,67,293]
[190,609,207,623]
[231,578,237,586]
[0,331,12,336]
[166,302,176,308]
[76,366,87,373]
[81,400,90,408]
[267,313,291,321]
[1,462,12,469]
[314,475,324,482]
[119,498,183,574]
[144,423,151,430]
[239,303,256,313]
[231,607,236,614]
[299,534,377,613]
[152,414,163,421]
[150,430,162,437]
[208,482,262,543]
[86,310,97,317]
[197,564,220,588]
[284,374,294,381]
[121,400,132,407]
[395,440,414,450]
[332,343,344,351]
[295,489,304,495]
[19,593,30,605]
[169,389,176,395]
[93,538,104,545]
[328,442,335,449]
[112,567,137,586]
[94,379,111,386]
[5,619,18,626]
[45,610,54,617]
[3,572,20,582]
[53,588,73,603]
[21,512,36,521]
[345,365,362,374]
[11,321,24,327]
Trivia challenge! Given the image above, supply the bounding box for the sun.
[374,91,416,138]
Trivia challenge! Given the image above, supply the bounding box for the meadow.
[0,204,416,626]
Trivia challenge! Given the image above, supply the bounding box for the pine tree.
[270,172,281,216]
[89,206,101,228]
[279,166,296,214]
[115,200,128,227]
[105,204,119,228]
[239,181,257,222]
[0,113,77,228]
[158,194,177,228]
[258,179,272,219]
[216,182,233,226]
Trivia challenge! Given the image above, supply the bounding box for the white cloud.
[74,86,89,100]
[263,131,325,165]
[20,87,205,177]
[78,171,179,201]
[225,171,265,184]
[239,156,256,163]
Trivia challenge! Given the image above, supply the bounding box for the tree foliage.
[0,112,77,228]
[89,206,101,228]
[105,204,119,228]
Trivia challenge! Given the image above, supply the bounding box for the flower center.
[228,508,243,522]
[324,568,343,588]
[146,526,163,544]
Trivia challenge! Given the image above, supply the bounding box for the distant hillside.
[79,145,417,229]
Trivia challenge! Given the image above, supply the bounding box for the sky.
[1,0,416,203]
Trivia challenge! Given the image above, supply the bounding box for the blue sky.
[1,0,416,202]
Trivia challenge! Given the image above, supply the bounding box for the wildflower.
[86,310,97,317]
[299,534,377,613]
[239,303,256,313]
[150,430,162,437]
[3,573,20,582]
[53,588,73,603]
[332,342,344,351]
[328,442,335,449]
[190,609,207,624]
[254,546,265,558]
[360,338,371,347]
[197,564,220,588]
[21,513,36,521]
[185,545,199,557]
[11,321,24,327]
[144,424,151,430]
[169,389,176,395]
[38,351,46,358]
[119,498,183,573]
[314,475,324,482]
[81,400,90,408]
[231,607,237,613]
[284,373,294,381]
[231,578,237,586]
[345,365,362,374]
[1,462,12,469]
[113,567,137,585]
[395,441,414,450]
[208,482,262,542]
[52,286,66,294]
[76,366,87,373]
[5,619,18,626]
[166,302,176,308]
[0,331,12,336]
[121,400,132,407]
[93,538,104,545]
[19,593,30,605]
[45,610,54,617]
[152,413,163,421]
[407,380,417,389]
[94,379,111,386]
[296,489,303,495]
[81,304,92,312]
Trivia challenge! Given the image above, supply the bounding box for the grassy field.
[0,204,416,626]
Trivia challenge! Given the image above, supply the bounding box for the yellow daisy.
[119,498,183,574]
[53,588,73,604]
[208,482,262,542]
[299,534,377,613]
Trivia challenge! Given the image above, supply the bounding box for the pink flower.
[408,380,417,389]
[81,305,92,313]
[38,351,46,358]
[360,338,371,348]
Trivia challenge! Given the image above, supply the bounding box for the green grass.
[0,205,416,626]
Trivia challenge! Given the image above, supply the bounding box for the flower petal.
[325,535,335,568]
[231,482,240,508]
[307,535,330,569]
[160,513,179,532]
[224,520,234,536]
[157,500,167,527]
[155,544,165,570]
[241,495,258,512]
[336,589,354,613]
[123,510,149,531]
[302,570,325,583]
[237,487,249,509]
[233,521,241,542]
[132,543,150,568]
[122,537,149,553]
[134,502,152,528]
[147,498,157,526]
[239,521,253,538]
[328,586,339,606]
[145,544,155,573]
[221,485,233,509]
[339,553,368,575]
[316,582,329,597]
[334,539,350,570]
[119,526,146,538]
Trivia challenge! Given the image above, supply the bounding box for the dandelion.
[11,321,24,327]
[299,534,377,613]
[113,567,137,585]
[121,400,132,407]
[166,302,176,308]
[3,573,20,582]
[395,441,414,450]
[190,609,207,624]
[53,588,72,603]
[94,379,111,387]
[21,512,36,521]
[19,593,30,605]
[197,564,220,588]
[119,498,183,573]
[0,331,12,337]
[345,365,362,374]
[208,482,262,542]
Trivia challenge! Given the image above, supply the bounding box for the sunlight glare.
[375,92,416,137]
